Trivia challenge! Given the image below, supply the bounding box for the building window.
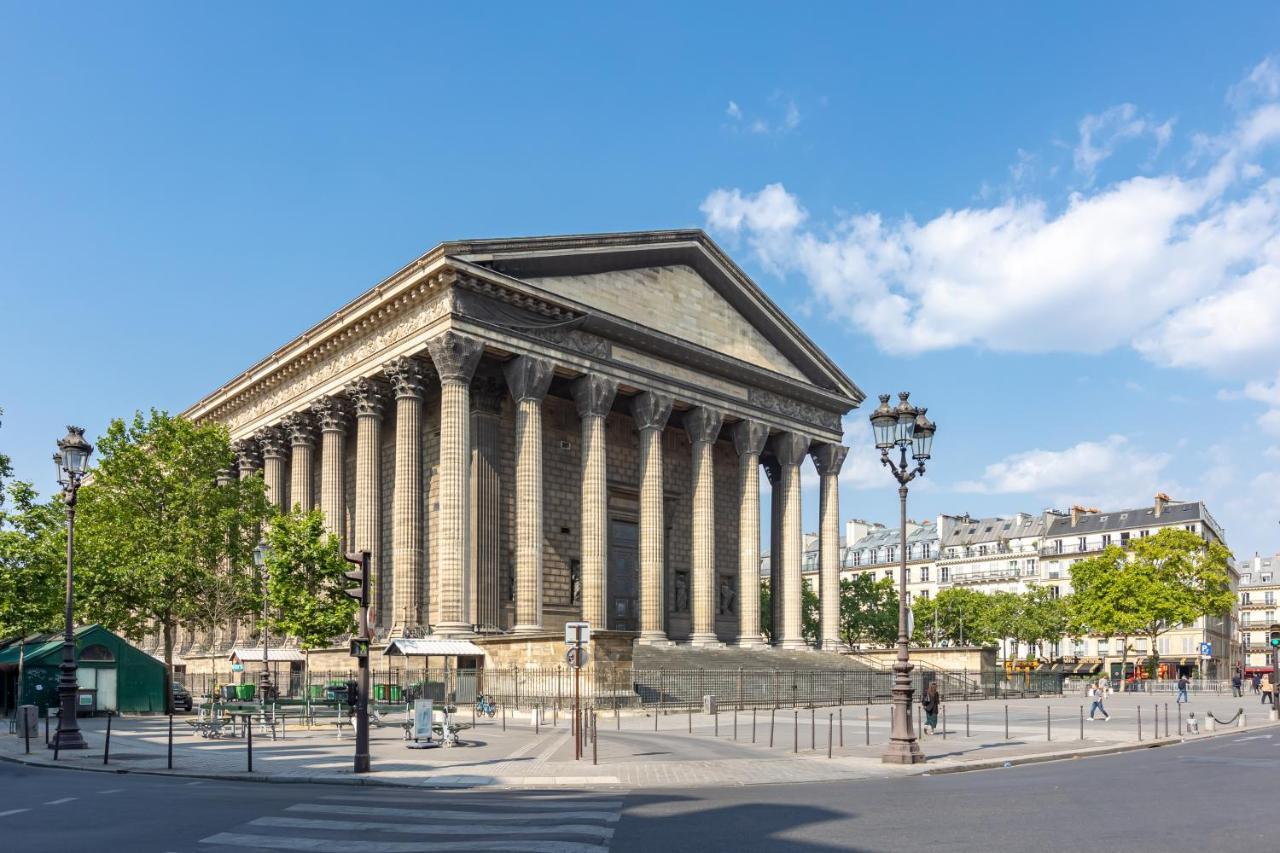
[1054,540,1063,554]
[922,544,932,559]
[1182,636,1194,654]
[1048,585,1060,599]
[905,591,912,604]
[940,566,950,582]
[1262,573,1273,583]
[1102,534,1111,547]
[1159,637,1170,654]
[964,546,972,558]
[887,546,896,562]
[1120,532,1129,545]
[978,545,988,556]
[919,566,930,582]
[1267,610,1276,623]
[1078,537,1087,552]
[883,569,893,580]
[1242,592,1251,604]
[1266,591,1275,605]
[1098,639,1109,654]
[1243,612,1252,624]
[919,590,929,600]
[1139,530,1149,537]
[1244,633,1253,647]
[870,550,878,565]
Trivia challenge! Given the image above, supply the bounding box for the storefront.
[0,625,167,715]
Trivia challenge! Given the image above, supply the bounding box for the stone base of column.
[511,624,544,636]
[637,632,673,646]
[778,638,809,651]
[434,621,475,637]
[735,637,769,649]
[686,633,724,648]
[818,638,843,651]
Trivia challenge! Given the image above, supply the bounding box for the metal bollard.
[793,710,798,753]
[942,706,947,740]
[168,714,174,769]
[616,706,620,731]
[1164,704,1169,739]
[839,708,844,747]
[1138,706,1142,741]
[687,707,691,733]
[811,707,815,750]
[752,708,757,743]
[24,717,30,755]
[554,706,558,728]
[1079,706,1084,741]
[247,719,254,772]
[536,707,540,736]
[53,727,60,761]
[734,708,738,741]
[502,705,506,732]
[770,708,776,747]
[865,707,870,746]
[966,703,970,738]
[103,714,112,765]
[1046,706,1050,742]
[44,713,49,746]
[592,710,597,766]
[1004,704,1009,740]
[714,707,719,737]
[827,714,833,759]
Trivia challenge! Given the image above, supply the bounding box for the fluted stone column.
[733,421,769,648]
[257,427,289,511]
[632,391,673,645]
[283,412,315,513]
[685,406,725,647]
[211,465,238,650]
[346,376,389,629]
[233,439,262,646]
[470,375,505,632]
[812,443,849,650]
[427,332,485,635]
[573,374,618,629]
[504,354,555,635]
[310,395,350,545]
[764,457,782,645]
[385,355,432,634]
[772,432,810,650]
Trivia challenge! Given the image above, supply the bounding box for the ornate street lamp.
[252,541,273,700]
[870,393,937,765]
[51,426,93,750]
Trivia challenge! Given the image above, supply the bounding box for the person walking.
[921,681,942,736]
[1262,675,1275,706]
[1088,679,1110,721]
[1176,675,1190,704]
[1252,673,1262,694]
[1231,672,1243,698]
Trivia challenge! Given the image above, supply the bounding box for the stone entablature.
[175,231,861,659]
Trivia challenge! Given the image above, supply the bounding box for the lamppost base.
[881,740,925,764]
[49,730,89,751]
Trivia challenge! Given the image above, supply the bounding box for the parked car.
[171,682,194,712]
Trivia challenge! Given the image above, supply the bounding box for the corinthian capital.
[733,420,769,458]
[630,391,673,432]
[771,432,810,467]
[255,426,289,459]
[503,355,554,403]
[811,443,849,478]
[683,406,724,445]
[383,355,433,400]
[344,376,389,418]
[572,374,618,419]
[310,395,350,433]
[232,439,261,472]
[282,412,316,448]
[426,331,484,384]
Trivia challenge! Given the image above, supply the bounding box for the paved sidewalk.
[3,693,1276,790]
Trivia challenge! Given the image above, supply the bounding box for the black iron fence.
[180,665,1060,711]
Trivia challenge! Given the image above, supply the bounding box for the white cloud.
[722,95,802,136]
[955,435,1174,509]
[726,100,742,120]
[1073,103,1174,181]
[1229,57,1280,109]
[702,73,1280,369]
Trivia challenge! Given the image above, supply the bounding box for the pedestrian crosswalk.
[197,790,624,852]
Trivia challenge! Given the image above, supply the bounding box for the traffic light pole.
[344,550,372,774]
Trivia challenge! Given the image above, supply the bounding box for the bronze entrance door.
[607,519,640,631]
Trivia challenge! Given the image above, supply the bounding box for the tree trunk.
[1120,636,1129,693]
[16,638,25,709]
[1147,633,1160,695]
[162,617,174,715]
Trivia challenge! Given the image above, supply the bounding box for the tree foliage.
[839,573,899,647]
[75,410,271,702]
[262,508,357,650]
[912,587,995,647]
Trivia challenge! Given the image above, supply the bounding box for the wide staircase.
[632,643,881,672]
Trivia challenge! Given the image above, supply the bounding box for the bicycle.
[475,694,497,718]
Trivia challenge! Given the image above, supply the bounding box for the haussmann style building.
[169,230,863,677]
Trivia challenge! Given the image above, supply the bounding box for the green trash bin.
[374,684,387,702]
[308,685,325,699]
[388,685,403,703]
[236,683,256,701]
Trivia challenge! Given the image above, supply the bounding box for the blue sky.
[3,4,1280,557]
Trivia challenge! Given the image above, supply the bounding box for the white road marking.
[252,816,615,839]
[43,797,77,805]
[98,789,124,794]
[288,803,620,823]
[315,795,624,811]
[1232,734,1273,742]
[200,835,607,853]
[0,809,31,818]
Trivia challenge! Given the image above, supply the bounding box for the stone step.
[631,643,878,672]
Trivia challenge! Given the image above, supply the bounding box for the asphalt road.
[0,731,1274,853]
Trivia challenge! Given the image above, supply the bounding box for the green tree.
[801,578,820,645]
[982,590,1023,662]
[759,580,772,643]
[262,507,357,649]
[75,410,271,709]
[1069,545,1144,679]
[1013,587,1071,659]
[839,573,898,647]
[915,588,995,647]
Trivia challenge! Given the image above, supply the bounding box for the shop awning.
[383,638,486,657]
[228,647,306,663]
[1066,661,1103,675]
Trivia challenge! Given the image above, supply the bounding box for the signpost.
[565,622,590,761]
[343,550,372,774]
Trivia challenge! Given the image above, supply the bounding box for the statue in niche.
[719,576,737,616]
[569,559,582,605]
[673,571,690,613]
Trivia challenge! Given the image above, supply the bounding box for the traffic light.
[1268,624,1280,648]
[343,550,370,606]
[345,679,359,707]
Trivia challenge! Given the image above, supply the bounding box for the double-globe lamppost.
[869,392,936,765]
[252,541,273,700]
[51,426,94,750]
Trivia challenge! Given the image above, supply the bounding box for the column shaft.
[391,392,424,630]
[734,422,768,648]
[505,355,554,635]
[812,444,848,650]
[347,377,387,630]
[773,433,810,650]
[686,407,724,647]
[632,392,673,645]
[312,396,350,545]
[765,459,782,645]
[573,375,618,630]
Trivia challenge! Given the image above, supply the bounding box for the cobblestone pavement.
[3,692,1275,790]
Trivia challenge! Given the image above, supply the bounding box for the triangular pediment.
[446,230,861,401]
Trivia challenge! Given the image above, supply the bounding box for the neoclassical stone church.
[173,230,861,672]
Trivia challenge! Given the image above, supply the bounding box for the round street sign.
[565,647,589,668]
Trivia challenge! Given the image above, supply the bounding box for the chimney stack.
[1154,492,1171,517]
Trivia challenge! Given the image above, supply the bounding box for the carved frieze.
[747,387,842,433]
